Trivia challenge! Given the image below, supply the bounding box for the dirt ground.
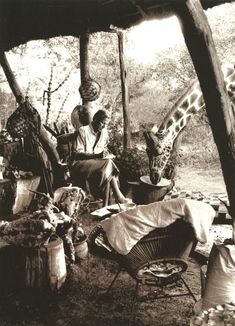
[0,164,232,326]
[175,163,226,193]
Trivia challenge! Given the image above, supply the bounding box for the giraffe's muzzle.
[149,168,161,185]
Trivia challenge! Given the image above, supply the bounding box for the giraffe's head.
[144,130,172,184]
[143,63,235,185]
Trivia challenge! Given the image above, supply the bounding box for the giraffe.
[144,63,235,185]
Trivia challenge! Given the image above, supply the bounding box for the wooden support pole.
[79,32,90,103]
[175,0,235,240]
[117,31,131,149]
[79,32,90,83]
[79,31,92,122]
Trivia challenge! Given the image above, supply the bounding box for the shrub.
[113,147,149,182]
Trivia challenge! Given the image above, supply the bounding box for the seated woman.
[68,109,130,206]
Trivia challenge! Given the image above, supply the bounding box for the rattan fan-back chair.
[88,219,198,326]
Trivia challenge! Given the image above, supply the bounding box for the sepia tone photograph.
[0,0,235,325]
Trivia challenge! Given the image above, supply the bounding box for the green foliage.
[113,146,149,181]
[0,88,16,127]
[176,124,220,168]
[108,114,149,182]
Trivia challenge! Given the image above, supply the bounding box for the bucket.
[140,176,173,204]
[25,236,67,292]
[74,235,88,260]
[13,176,41,214]
[128,176,173,204]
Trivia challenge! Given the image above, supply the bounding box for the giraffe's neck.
[159,80,202,143]
[147,63,235,184]
[152,64,235,141]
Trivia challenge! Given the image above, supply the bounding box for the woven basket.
[79,79,101,102]
[89,220,197,278]
[6,108,31,138]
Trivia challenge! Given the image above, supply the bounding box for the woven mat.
[164,190,231,222]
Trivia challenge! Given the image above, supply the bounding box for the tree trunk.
[0,52,23,101]
[0,51,60,196]
[117,31,131,149]
[175,0,235,240]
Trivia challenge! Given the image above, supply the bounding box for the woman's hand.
[102,149,110,158]
[101,150,115,159]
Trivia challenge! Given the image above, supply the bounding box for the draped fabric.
[101,198,216,255]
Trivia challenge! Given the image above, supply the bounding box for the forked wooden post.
[175,0,235,241]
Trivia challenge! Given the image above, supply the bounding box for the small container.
[77,223,85,237]
[74,235,88,260]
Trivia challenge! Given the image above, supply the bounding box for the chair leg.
[129,281,139,326]
[180,276,197,302]
[106,267,122,294]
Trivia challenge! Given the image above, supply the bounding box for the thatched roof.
[0,0,232,51]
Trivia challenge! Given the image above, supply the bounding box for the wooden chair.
[56,132,112,207]
[56,132,77,164]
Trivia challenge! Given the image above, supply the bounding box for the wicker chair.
[88,219,198,325]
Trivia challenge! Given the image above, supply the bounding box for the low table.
[164,190,231,223]
[90,202,136,219]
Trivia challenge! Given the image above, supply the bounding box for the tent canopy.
[0,0,231,51]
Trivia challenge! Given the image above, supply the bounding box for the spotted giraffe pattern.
[145,64,235,184]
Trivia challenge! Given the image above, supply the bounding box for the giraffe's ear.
[151,125,158,134]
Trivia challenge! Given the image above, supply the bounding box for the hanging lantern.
[79,78,101,102]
